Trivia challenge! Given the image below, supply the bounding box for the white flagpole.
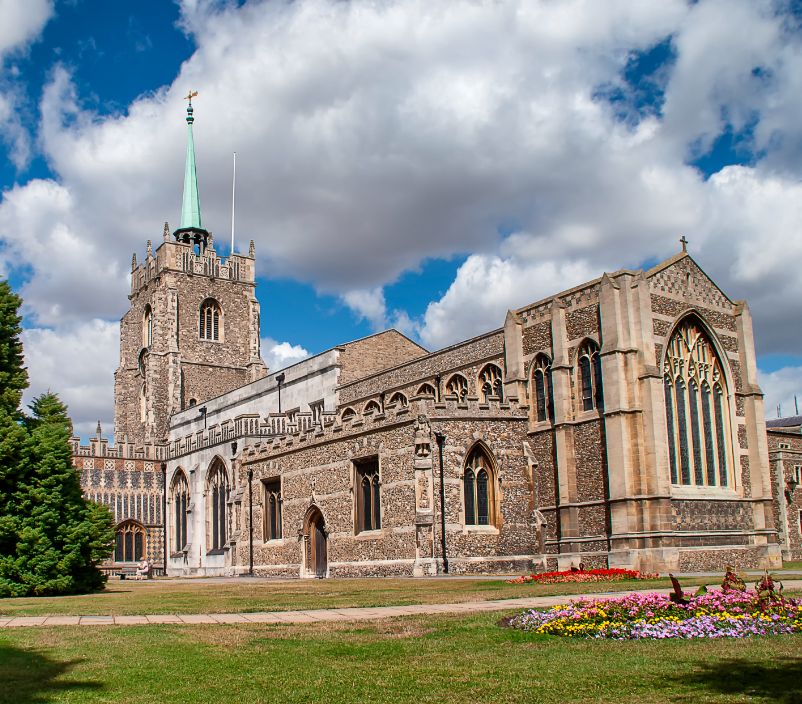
[231,151,237,254]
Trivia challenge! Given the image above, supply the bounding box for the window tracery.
[577,340,603,412]
[206,460,229,551]
[531,354,554,422]
[171,471,189,553]
[199,299,221,341]
[479,364,504,402]
[664,318,732,487]
[463,447,496,526]
[445,374,469,401]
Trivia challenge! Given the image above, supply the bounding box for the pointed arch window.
[171,471,189,554]
[115,520,146,563]
[199,299,221,341]
[388,392,408,408]
[578,340,603,411]
[206,460,229,551]
[416,383,436,398]
[463,447,496,526]
[340,407,357,422]
[262,478,282,541]
[479,364,504,402]
[663,318,732,487]
[532,354,554,422]
[354,457,380,532]
[445,374,469,401]
[143,305,153,347]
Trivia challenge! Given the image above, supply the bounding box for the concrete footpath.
[3,579,801,628]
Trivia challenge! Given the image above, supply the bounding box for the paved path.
[3,579,801,628]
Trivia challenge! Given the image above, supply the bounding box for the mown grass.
[1,612,801,703]
[0,576,714,617]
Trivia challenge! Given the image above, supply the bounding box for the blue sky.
[2,0,802,434]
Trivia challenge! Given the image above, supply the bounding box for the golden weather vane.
[184,90,198,104]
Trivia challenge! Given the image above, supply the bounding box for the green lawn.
[1,612,800,703]
[0,576,712,617]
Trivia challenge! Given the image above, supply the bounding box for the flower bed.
[507,568,658,585]
[509,589,802,640]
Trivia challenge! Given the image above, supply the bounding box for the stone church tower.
[114,96,267,446]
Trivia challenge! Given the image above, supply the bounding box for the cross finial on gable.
[680,235,688,253]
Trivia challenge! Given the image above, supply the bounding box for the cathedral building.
[71,101,794,577]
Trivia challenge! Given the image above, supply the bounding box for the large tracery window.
[479,364,504,402]
[664,318,732,487]
[171,471,189,554]
[578,340,604,412]
[463,447,496,526]
[115,520,146,563]
[206,460,229,551]
[532,354,554,422]
[199,298,221,341]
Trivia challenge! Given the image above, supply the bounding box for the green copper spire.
[174,90,209,248]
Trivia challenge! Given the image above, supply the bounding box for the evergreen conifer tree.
[0,281,114,597]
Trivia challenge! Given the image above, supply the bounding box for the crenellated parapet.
[129,234,255,296]
[241,394,528,461]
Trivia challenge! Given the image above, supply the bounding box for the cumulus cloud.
[260,337,309,372]
[21,319,119,437]
[0,0,52,57]
[4,0,802,427]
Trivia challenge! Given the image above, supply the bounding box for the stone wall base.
[607,544,783,573]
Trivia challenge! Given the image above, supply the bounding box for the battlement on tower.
[129,226,256,296]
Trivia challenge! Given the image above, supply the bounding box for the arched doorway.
[304,506,327,578]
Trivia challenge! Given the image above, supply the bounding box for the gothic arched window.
[262,478,282,541]
[532,354,554,422]
[115,520,146,562]
[199,298,221,341]
[340,407,357,422]
[355,457,381,533]
[364,400,382,415]
[445,374,469,401]
[171,471,189,554]
[206,459,229,551]
[388,392,408,408]
[143,304,153,347]
[479,364,504,402]
[664,318,732,487]
[577,340,604,412]
[463,446,496,526]
[416,383,436,398]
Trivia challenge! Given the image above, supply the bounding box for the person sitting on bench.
[135,557,150,580]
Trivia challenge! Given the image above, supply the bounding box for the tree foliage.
[0,281,114,597]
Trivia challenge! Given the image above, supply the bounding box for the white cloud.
[758,365,802,420]
[21,319,119,437]
[260,337,309,372]
[0,0,52,57]
[341,287,387,330]
[3,0,802,428]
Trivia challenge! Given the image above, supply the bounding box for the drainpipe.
[161,462,167,576]
[248,467,254,576]
[434,431,449,574]
[434,374,442,402]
